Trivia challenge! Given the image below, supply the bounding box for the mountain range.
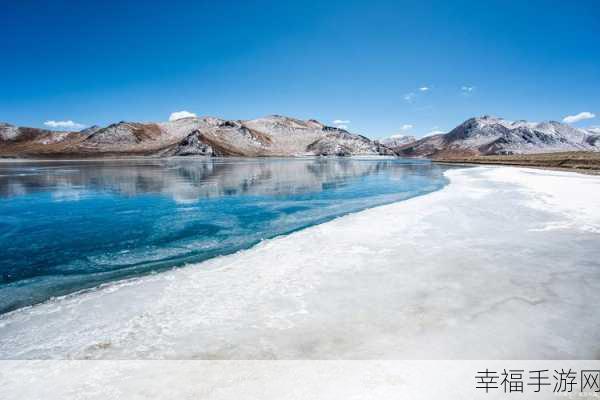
[1,114,599,159]
[390,116,600,158]
[0,115,394,158]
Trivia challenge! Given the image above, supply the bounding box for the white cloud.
[562,111,595,124]
[400,124,413,131]
[44,120,86,130]
[169,110,197,121]
[333,119,350,130]
[419,86,430,92]
[460,86,475,98]
[403,92,416,103]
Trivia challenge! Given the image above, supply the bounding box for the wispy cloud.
[169,110,197,121]
[400,124,413,131]
[405,86,431,102]
[461,85,475,95]
[562,111,595,124]
[332,119,350,130]
[44,120,86,130]
[403,92,416,103]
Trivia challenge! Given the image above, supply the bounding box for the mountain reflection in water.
[0,158,448,313]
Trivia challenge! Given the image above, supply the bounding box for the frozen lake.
[1,166,599,359]
[0,158,447,314]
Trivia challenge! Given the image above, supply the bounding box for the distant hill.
[0,116,395,158]
[380,134,417,151]
[397,116,600,158]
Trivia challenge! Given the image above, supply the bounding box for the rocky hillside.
[0,116,395,158]
[398,116,600,158]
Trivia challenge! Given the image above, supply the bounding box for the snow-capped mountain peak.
[398,115,600,158]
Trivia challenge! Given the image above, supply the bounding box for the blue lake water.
[0,158,448,314]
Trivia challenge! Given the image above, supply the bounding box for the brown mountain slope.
[0,116,395,158]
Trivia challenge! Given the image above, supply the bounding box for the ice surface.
[0,158,445,313]
[0,166,599,359]
[2,360,595,400]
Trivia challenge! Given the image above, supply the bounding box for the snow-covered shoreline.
[1,166,599,359]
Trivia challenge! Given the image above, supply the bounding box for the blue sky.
[2,0,599,138]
